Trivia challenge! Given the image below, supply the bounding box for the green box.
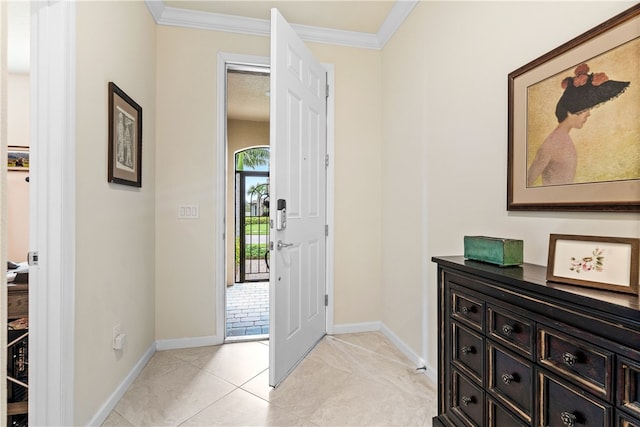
[463,236,523,267]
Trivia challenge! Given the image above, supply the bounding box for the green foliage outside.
[235,238,268,264]
[246,243,268,259]
[236,148,269,171]
[245,223,269,235]
[245,216,269,225]
[235,237,240,266]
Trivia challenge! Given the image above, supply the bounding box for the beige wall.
[70,2,640,422]
[225,119,270,286]
[7,73,29,261]
[381,1,640,372]
[74,2,156,424]
[155,26,383,340]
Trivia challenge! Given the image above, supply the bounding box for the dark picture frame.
[547,234,639,295]
[108,82,143,187]
[8,147,29,171]
[507,4,640,211]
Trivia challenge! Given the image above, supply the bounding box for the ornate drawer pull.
[560,411,576,426]
[502,324,514,336]
[461,305,476,314]
[461,346,474,355]
[501,373,515,384]
[562,352,578,367]
[461,396,475,406]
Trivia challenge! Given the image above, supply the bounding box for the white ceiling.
[8,1,413,120]
[227,71,270,122]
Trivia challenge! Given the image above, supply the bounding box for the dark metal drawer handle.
[502,324,514,336]
[461,346,475,355]
[501,373,515,385]
[560,411,576,427]
[461,396,475,406]
[562,352,578,367]
[461,306,476,315]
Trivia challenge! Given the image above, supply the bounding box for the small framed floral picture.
[547,234,639,294]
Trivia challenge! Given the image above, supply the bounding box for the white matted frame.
[547,234,639,294]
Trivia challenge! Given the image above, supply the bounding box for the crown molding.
[144,0,418,50]
[378,0,419,47]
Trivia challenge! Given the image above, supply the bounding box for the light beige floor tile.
[101,409,133,426]
[112,356,235,426]
[240,368,271,401]
[306,374,434,427]
[103,332,438,427]
[267,357,354,419]
[170,341,269,386]
[309,335,436,400]
[332,332,410,363]
[182,388,309,426]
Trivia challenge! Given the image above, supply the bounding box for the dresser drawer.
[538,326,614,401]
[618,357,640,419]
[487,397,527,427]
[450,287,484,332]
[487,342,533,423]
[487,304,533,359]
[539,370,613,427]
[451,368,484,427]
[617,410,640,427]
[452,321,484,384]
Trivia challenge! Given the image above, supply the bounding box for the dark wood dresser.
[7,284,29,425]
[432,256,640,427]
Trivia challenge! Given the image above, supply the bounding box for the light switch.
[178,204,200,219]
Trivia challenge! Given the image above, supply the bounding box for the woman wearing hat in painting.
[527,63,630,186]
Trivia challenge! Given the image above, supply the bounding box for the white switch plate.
[178,204,200,219]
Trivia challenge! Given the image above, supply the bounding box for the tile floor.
[102,332,438,426]
[226,282,269,338]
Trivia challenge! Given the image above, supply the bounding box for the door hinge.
[325,154,329,168]
[325,294,329,306]
[325,83,330,98]
[325,224,329,237]
[28,251,39,266]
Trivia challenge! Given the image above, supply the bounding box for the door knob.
[277,240,293,250]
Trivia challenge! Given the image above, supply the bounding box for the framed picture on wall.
[507,4,640,211]
[8,147,29,171]
[108,82,143,187]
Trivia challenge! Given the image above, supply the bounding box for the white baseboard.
[155,334,223,351]
[379,323,437,384]
[330,321,381,335]
[331,321,437,384]
[87,342,156,426]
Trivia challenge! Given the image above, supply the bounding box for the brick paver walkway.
[226,281,269,338]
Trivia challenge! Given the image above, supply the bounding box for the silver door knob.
[277,240,293,250]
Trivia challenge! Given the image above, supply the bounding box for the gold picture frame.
[547,234,639,294]
[508,4,640,211]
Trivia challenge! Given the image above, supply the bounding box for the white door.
[269,8,327,387]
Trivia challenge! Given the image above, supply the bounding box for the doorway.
[5,2,31,425]
[216,47,335,386]
[224,66,271,341]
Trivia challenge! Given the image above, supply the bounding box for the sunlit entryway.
[227,147,270,339]
[223,64,271,342]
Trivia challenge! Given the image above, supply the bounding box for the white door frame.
[30,1,76,425]
[215,52,335,341]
